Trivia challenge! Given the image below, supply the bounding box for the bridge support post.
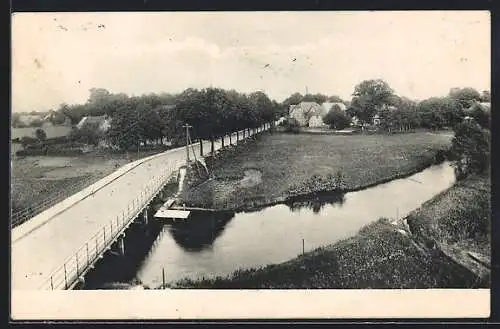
[236,131,239,143]
[199,139,203,157]
[143,206,149,225]
[221,136,225,148]
[119,237,125,256]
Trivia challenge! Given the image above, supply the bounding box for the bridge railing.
[39,164,178,290]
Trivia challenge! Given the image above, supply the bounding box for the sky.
[12,11,490,113]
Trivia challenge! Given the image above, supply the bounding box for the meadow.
[184,131,453,210]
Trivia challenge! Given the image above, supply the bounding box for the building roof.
[76,116,110,130]
[290,101,326,117]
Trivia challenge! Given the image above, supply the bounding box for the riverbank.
[167,173,490,289]
[182,132,453,211]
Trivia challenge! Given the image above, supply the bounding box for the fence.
[38,165,178,290]
[11,174,105,227]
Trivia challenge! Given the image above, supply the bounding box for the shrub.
[450,122,490,180]
[323,108,351,130]
[283,117,301,134]
[35,128,47,141]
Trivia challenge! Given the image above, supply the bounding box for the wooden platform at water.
[154,208,191,219]
[169,206,219,212]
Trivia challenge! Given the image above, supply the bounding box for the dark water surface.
[86,162,456,289]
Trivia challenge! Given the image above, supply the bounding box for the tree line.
[53,87,279,150]
[28,80,490,150]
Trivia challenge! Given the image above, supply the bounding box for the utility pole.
[182,124,192,166]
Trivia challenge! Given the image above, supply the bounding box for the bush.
[283,117,301,134]
[450,122,490,180]
[20,136,38,149]
[35,128,47,141]
[323,108,351,130]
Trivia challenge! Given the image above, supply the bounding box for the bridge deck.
[11,126,266,290]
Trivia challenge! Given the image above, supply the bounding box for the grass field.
[185,131,453,210]
[11,125,72,139]
[170,173,490,289]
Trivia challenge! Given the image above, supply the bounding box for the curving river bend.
[84,161,456,289]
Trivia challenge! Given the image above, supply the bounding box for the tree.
[48,111,67,125]
[327,95,344,103]
[448,87,481,109]
[106,99,144,150]
[283,117,301,133]
[417,97,463,129]
[465,103,490,129]
[450,121,490,180]
[323,107,351,130]
[69,124,103,146]
[280,92,304,116]
[349,79,395,124]
[35,128,47,141]
[302,93,328,104]
[30,118,44,128]
[480,90,491,103]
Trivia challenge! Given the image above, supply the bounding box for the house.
[76,115,111,132]
[373,114,381,126]
[289,102,328,127]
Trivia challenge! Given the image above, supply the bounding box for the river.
[84,161,456,289]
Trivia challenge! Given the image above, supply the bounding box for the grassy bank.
[183,131,453,211]
[405,174,491,279]
[168,174,490,289]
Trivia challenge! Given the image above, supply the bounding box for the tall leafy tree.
[448,87,482,109]
[348,79,395,124]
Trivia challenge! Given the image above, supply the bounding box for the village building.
[289,101,328,127]
[76,115,111,132]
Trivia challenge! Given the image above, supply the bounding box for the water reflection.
[166,211,235,252]
[285,192,346,213]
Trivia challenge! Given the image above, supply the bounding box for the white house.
[289,102,328,127]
